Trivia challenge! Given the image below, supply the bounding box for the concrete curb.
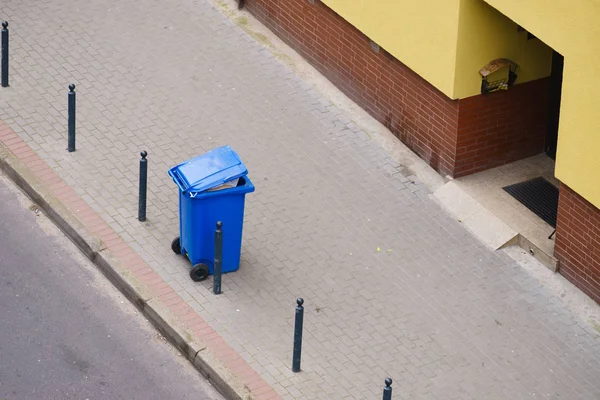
[0,126,279,400]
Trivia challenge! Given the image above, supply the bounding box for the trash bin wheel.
[171,236,181,254]
[190,264,209,282]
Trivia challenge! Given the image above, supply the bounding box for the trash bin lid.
[168,146,248,193]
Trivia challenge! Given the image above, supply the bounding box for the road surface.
[0,173,224,400]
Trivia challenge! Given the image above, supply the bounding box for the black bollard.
[292,298,304,372]
[67,84,76,152]
[1,21,8,88]
[138,151,148,221]
[213,221,223,295]
[382,378,393,400]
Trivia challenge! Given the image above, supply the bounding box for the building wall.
[320,0,461,98]
[555,185,600,304]
[313,0,554,100]
[455,78,550,176]
[243,0,555,179]
[483,0,600,209]
[244,0,460,177]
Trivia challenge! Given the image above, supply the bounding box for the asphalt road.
[0,173,224,400]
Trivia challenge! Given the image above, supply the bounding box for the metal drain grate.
[503,177,559,228]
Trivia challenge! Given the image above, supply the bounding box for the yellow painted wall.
[319,0,553,99]
[482,0,600,208]
[320,0,461,98]
[454,0,553,99]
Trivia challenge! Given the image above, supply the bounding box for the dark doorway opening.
[545,50,564,160]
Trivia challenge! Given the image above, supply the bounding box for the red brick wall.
[244,0,460,176]
[455,78,551,177]
[555,185,600,304]
[244,0,551,179]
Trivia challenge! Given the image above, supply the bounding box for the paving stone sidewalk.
[2,0,600,399]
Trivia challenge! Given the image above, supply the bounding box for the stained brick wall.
[244,0,460,176]
[555,185,600,304]
[244,0,551,179]
[455,78,551,177]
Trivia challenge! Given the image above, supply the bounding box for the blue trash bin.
[168,146,255,281]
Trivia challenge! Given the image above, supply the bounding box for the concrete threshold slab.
[432,179,558,271]
[432,180,518,250]
[432,155,559,272]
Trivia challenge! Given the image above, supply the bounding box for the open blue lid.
[168,146,248,193]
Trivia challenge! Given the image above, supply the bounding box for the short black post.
[1,22,8,88]
[213,221,223,295]
[138,151,148,221]
[382,378,393,400]
[292,298,304,372]
[67,84,76,152]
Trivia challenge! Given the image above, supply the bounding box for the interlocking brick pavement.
[2,0,600,399]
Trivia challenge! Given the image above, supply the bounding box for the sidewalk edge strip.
[0,123,281,400]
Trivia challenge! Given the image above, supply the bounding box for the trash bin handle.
[168,169,189,194]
